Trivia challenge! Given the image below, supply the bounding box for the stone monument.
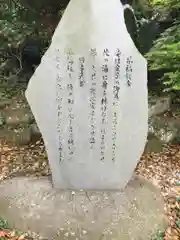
[0,2,167,238]
[25,0,148,189]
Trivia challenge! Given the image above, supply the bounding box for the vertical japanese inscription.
[112,49,121,162]
[66,49,75,160]
[125,56,133,87]
[113,49,121,100]
[78,56,85,87]
[89,48,97,149]
[100,49,110,161]
[56,52,63,162]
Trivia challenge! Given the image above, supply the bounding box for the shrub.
[146,0,180,93]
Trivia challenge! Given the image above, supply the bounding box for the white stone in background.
[25,0,148,189]
[148,96,171,118]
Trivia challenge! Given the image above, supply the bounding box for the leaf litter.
[136,144,180,240]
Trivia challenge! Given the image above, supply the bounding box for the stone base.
[0,175,167,240]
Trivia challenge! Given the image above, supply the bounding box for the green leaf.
[151,230,165,240]
[176,196,180,202]
[0,218,10,229]
[176,219,180,229]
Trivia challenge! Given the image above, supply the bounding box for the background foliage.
[0,0,180,99]
[0,0,59,82]
[147,0,180,95]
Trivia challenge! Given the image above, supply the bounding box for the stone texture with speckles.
[0,175,167,240]
[4,108,34,126]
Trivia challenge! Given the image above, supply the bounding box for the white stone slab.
[25,0,148,189]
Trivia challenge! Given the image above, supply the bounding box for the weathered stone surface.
[4,108,34,126]
[0,99,12,109]
[0,112,5,127]
[144,134,163,153]
[30,123,42,142]
[0,176,167,240]
[31,123,41,137]
[0,127,31,145]
[149,116,178,143]
[0,92,11,109]
[148,96,171,118]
